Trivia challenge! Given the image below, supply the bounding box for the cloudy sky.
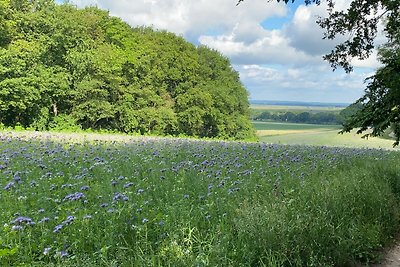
[61,0,382,104]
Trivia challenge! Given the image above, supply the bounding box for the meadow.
[254,121,338,136]
[1,131,400,266]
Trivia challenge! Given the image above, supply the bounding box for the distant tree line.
[253,103,363,125]
[0,0,255,140]
[254,111,339,125]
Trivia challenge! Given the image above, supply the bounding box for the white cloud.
[284,4,341,56]
[240,65,282,82]
[199,27,320,66]
[200,1,383,69]
[235,64,370,103]
[351,50,381,69]
[68,0,287,40]
[64,0,385,102]
[197,2,331,66]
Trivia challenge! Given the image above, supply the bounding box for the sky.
[59,0,383,104]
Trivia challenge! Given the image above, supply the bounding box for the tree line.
[253,103,363,125]
[0,0,256,140]
[254,111,339,125]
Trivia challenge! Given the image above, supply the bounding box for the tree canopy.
[238,0,400,145]
[0,0,256,140]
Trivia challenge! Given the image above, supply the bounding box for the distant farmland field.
[254,121,338,133]
[254,121,399,150]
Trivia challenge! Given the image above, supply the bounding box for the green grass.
[0,131,400,266]
[254,121,339,131]
[255,121,399,150]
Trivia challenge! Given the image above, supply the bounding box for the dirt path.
[370,239,400,267]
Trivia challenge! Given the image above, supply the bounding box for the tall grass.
[0,132,399,266]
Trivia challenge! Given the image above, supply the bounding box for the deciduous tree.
[0,0,256,140]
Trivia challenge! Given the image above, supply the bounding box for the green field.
[254,121,399,150]
[0,131,400,266]
[251,104,344,114]
[254,121,339,132]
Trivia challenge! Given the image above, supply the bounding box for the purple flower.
[100,203,109,208]
[4,181,15,190]
[12,216,35,226]
[123,182,134,188]
[64,192,85,202]
[53,215,75,233]
[59,250,68,258]
[13,175,21,183]
[39,217,50,223]
[80,185,90,191]
[112,193,128,202]
[63,216,75,225]
[137,189,144,194]
[107,208,115,213]
[53,224,63,233]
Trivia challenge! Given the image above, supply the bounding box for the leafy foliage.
[0,0,255,140]
[342,36,400,146]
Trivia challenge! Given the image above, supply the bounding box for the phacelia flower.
[63,192,85,202]
[12,216,35,226]
[112,193,128,202]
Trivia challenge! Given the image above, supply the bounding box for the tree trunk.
[52,103,58,116]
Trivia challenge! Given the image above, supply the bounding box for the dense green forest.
[0,0,255,139]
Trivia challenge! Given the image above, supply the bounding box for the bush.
[48,115,82,132]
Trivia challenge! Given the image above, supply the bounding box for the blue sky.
[58,0,381,104]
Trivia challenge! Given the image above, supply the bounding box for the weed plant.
[0,133,399,266]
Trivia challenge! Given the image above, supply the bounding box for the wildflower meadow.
[0,132,400,266]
